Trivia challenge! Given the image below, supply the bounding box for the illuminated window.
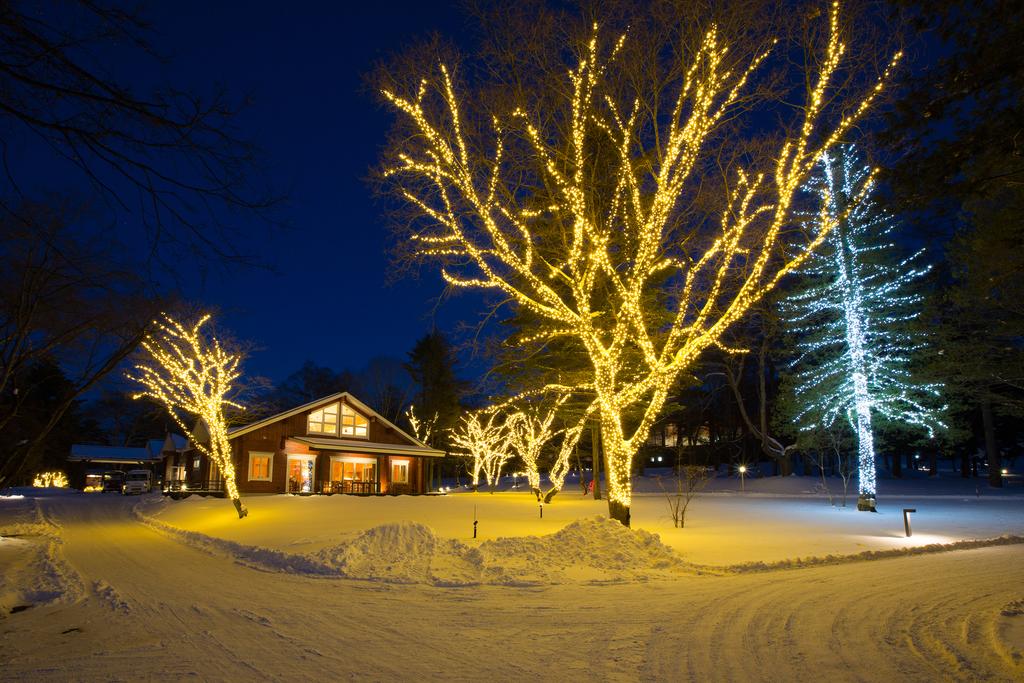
[646,427,663,447]
[695,425,710,445]
[248,452,273,481]
[340,404,369,438]
[391,460,409,484]
[308,403,340,435]
[664,423,678,448]
[331,458,375,482]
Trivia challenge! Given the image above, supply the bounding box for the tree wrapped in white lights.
[781,145,945,511]
[451,411,511,492]
[405,404,438,446]
[128,314,248,518]
[382,3,899,524]
[505,396,580,502]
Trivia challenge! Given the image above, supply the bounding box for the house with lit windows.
[641,421,713,467]
[162,392,445,496]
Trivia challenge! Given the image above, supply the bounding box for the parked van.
[102,470,126,492]
[122,469,152,495]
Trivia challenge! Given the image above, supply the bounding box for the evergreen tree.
[880,0,1024,485]
[404,331,466,450]
[267,361,356,413]
[0,358,101,483]
[780,145,945,511]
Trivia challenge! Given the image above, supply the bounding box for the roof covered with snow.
[68,444,162,463]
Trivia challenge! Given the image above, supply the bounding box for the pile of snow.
[316,522,483,585]
[314,516,682,585]
[480,516,682,584]
[156,515,685,586]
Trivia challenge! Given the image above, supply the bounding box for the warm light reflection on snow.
[863,533,955,547]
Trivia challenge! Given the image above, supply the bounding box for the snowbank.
[0,496,81,613]
[150,488,1024,569]
[138,498,687,586]
[479,516,682,584]
[312,516,684,585]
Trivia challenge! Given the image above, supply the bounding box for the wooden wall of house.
[228,396,436,494]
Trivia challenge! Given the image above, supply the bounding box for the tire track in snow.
[637,551,1022,682]
[3,495,1021,681]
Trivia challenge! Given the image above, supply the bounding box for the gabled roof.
[164,433,188,451]
[226,392,434,450]
[146,433,187,458]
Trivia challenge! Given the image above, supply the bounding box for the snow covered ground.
[1,481,1022,681]
[148,472,1024,568]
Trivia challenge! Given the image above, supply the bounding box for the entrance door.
[287,455,316,493]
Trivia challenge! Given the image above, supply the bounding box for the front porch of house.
[163,450,226,496]
[282,449,422,496]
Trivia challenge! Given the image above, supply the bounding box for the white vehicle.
[122,469,152,495]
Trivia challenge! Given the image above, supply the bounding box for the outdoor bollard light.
[903,508,916,538]
[739,465,747,492]
[473,505,478,539]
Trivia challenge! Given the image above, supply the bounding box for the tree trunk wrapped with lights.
[128,314,248,519]
[505,395,585,502]
[780,145,946,511]
[381,3,899,525]
[451,411,511,492]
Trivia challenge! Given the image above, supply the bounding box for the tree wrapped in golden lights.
[505,396,585,502]
[451,411,511,492]
[404,404,438,446]
[382,2,899,524]
[128,314,248,519]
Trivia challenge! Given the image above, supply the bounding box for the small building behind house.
[67,433,184,490]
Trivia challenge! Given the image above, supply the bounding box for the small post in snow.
[473,504,478,539]
[903,508,916,538]
[539,502,543,519]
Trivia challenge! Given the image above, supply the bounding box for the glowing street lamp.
[738,464,748,492]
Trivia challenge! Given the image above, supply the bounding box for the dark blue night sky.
[130,1,480,383]
[29,1,936,389]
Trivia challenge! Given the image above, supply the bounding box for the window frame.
[339,403,369,439]
[664,423,678,448]
[307,402,341,435]
[248,451,274,482]
[391,459,410,485]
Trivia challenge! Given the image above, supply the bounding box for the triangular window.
[340,403,369,437]
[308,402,340,435]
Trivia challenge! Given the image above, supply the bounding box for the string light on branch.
[405,404,438,447]
[451,411,512,492]
[505,395,582,502]
[32,471,68,488]
[383,2,899,525]
[127,313,249,519]
[781,145,946,510]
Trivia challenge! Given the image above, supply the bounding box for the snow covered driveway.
[1,493,1022,681]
